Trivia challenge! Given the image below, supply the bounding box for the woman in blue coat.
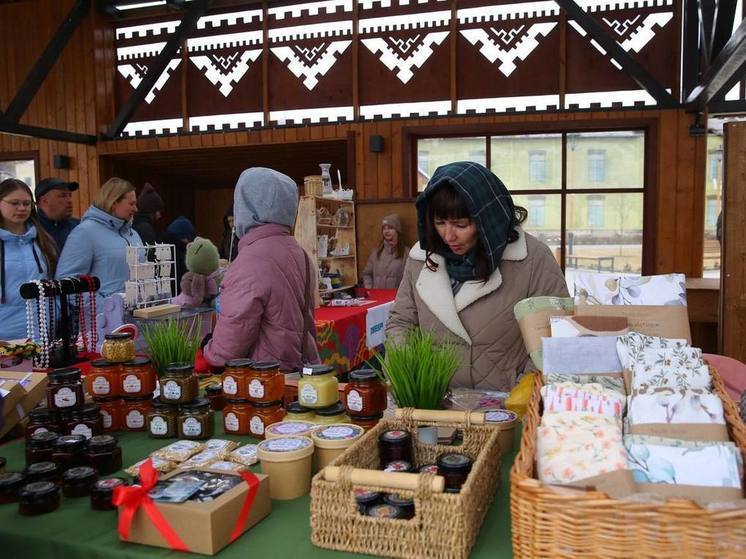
[0,179,58,341]
[56,177,143,297]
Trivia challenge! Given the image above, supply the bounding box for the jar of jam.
[91,478,126,511]
[344,369,387,417]
[222,359,253,399]
[0,472,27,504]
[436,452,473,493]
[223,399,252,435]
[205,383,226,411]
[285,401,314,421]
[355,488,382,514]
[120,357,157,398]
[313,401,348,425]
[19,481,61,515]
[178,398,214,440]
[25,407,61,440]
[95,397,124,432]
[161,362,198,404]
[367,503,403,519]
[249,400,286,439]
[62,466,98,497]
[350,413,383,432]
[383,493,415,519]
[122,396,152,432]
[52,434,87,470]
[147,398,178,438]
[46,368,84,411]
[87,434,123,475]
[384,460,414,472]
[24,461,61,484]
[419,463,438,474]
[379,430,412,465]
[247,361,284,404]
[26,431,59,465]
[66,403,104,440]
[297,364,338,409]
[85,359,121,398]
[101,333,136,363]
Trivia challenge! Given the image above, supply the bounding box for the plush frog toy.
[173,237,221,307]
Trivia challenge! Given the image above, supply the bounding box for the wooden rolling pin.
[394,408,486,425]
[323,466,445,493]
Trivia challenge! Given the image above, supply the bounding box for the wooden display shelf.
[320,284,355,294]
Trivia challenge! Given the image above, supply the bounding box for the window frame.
[0,151,40,193]
[528,149,547,183]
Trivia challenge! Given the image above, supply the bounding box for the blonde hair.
[94,177,135,215]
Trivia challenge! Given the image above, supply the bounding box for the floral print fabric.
[541,382,625,419]
[543,373,626,395]
[616,331,690,370]
[627,389,725,425]
[575,273,687,306]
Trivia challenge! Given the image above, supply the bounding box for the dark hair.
[0,178,58,275]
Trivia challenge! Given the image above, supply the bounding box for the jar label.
[182,417,202,437]
[92,375,111,395]
[346,390,363,412]
[250,416,265,435]
[260,437,312,452]
[249,379,264,399]
[271,422,313,435]
[30,427,48,437]
[71,423,93,439]
[224,412,240,432]
[223,376,238,395]
[163,380,181,400]
[318,425,360,440]
[54,387,78,408]
[150,416,168,435]
[126,410,144,429]
[485,410,517,423]
[299,383,318,405]
[101,410,112,430]
[123,374,142,393]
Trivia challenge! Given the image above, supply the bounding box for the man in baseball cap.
[35,177,80,252]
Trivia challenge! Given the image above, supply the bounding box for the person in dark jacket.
[35,177,80,252]
[163,216,196,294]
[219,203,238,262]
[132,182,163,244]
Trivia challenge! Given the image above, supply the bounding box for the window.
[706,198,718,228]
[0,158,36,193]
[708,150,723,182]
[528,196,546,226]
[703,134,723,277]
[588,149,606,182]
[529,151,546,183]
[587,196,605,228]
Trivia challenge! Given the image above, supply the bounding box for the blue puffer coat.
[0,225,50,341]
[56,206,142,297]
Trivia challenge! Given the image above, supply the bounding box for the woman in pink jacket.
[203,168,320,372]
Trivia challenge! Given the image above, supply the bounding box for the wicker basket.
[510,367,746,558]
[311,408,503,559]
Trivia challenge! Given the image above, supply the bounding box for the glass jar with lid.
[65,403,103,440]
[120,357,157,398]
[350,413,383,432]
[147,398,178,438]
[101,333,135,363]
[94,397,123,432]
[86,434,122,475]
[222,359,253,399]
[313,401,348,425]
[122,397,152,432]
[246,361,284,404]
[285,401,314,421]
[297,364,338,409]
[52,434,88,470]
[26,431,60,465]
[84,359,121,398]
[177,398,214,440]
[249,401,286,439]
[160,362,198,404]
[46,368,84,411]
[223,399,252,435]
[24,461,61,484]
[205,383,226,411]
[343,369,387,417]
[19,481,61,515]
[25,407,61,440]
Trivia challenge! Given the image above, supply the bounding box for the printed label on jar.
[318,425,359,440]
[222,376,238,395]
[299,383,318,405]
[260,437,312,453]
[30,426,48,437]
[346,390,363,412]
[122,374,142,393]
[54,387,78,408]
[484,410,517,423]
[182,417,202,437]
[126,410,144,429]
[92,376,111,395]
[248,379,265,399]
[162,380,181,400]
[100,410,112,429]
[249,416,265,435]
[71,423,93,439]
[270,422,313,435]
[224,412,239,432]
[150,416,168,435]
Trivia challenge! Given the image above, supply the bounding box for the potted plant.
[141,318,201,377]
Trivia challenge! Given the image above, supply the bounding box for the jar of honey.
[285,401,314,421]
[94,397,123,432]
[222,359,253,399]
[247,361,284,404]
[205,383,226,411]
[223,399,252,435]
[147,398,178,438]
[160,362,198,404]
[101,333,135,363]
[249,401,286,439]
[120,358,157,398]
[66,403,103,440]
[46,368,84,411]
[343,369,387,417]
[297,364,338,409]
[122,397,152,432]
[84,360,120,398]
[313,401,348,425]
[177,398,214,440]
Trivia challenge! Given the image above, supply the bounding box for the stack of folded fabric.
[541,335,626,394]
[575,272,687,306]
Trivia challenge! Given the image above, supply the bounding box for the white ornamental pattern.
[116,59,181,104]
[271,40,351,90]
[601,12,673,53]
[190,50,261,97]
[361,31,448,84]
[460,22,556,77]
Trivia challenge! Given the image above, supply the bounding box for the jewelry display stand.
[125,244,178,314]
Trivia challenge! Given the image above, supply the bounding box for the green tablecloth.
[0,420,516,559]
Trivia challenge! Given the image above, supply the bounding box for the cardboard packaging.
[123,467,271,555]
[575,304,692,342]
[0,371,48,438]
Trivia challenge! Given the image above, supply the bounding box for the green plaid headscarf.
[416,161,516,279]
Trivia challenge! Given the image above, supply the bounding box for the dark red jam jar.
[19,481,61,516]
[52,434,87,470]
[25,431,60,466]
[24,461,61,484]
[354,488,382,514]
[62,466,98,498]
[90,477,126,511]
[383,493,415,519]
[204,383,226,411]
[378,430,412,465]
[436,452,473,493]
[66,403,104,440]
[0,472,27,504]
[86,434,123,475]
[25,407,61,440]
[46,367,84,411]
[383,460,414,473]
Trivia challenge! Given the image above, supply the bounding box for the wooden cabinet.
[295,196,357,294]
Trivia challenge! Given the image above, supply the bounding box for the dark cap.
[36,177,79,199]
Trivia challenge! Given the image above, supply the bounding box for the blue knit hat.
[167,216,195,241]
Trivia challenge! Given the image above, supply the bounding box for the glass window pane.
[0,159,36,193]
[704,134,723,278]
[417,137,486,191]
[512,194,562,265]
[491,134,561,190]
[567,131,644,190]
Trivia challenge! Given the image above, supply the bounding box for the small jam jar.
[355,488,382,514]
[0,472,27,504]
[350,413,383,432]
[19,481,61,515]
[91,478,126,511]
[285,401,314,421]
[95,397,124,432]
[223,399,252,435]
[436,452,473,493]
[24,461,61,484]
[87,435,123,475]
[122,396,152,432]
[247,361,284,404]
[379,430,412,465]
[101,333,136,363]
[46,368,84,411]
[249,400,286,439]
[205,383,226,411]
[66,403,104,439]
[147,398,178,438]
[26,431,60,465]
[62,466,98,497]
[344,369,386,417]
[85,359,121,398]
[367,503,403,519]
[222,359,253,399]
[178,398,214,440]
[52,434,88,470]
[160,362,198,404]
[384,460,414,473]
[25,407,61,440]
[120,357,157,398]
[297,364,338,409]
[383,493,415,519]
[313,401,348,425]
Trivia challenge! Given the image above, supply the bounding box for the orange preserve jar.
[120,358,157,398]
[94,397,123,432]
[222,359,252,399]
[343,370,387,417]
[247,361,284,404]
[249,401,286,439]
[222,399,252,435]
[85,360,120,398]
[122,397,152,432]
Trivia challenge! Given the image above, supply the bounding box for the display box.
[122,467,271,555]
[0,372,48,438]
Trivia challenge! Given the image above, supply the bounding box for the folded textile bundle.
[549,315,629,338]
[541,382,625,418]
[513,296,574,371]
[542,336,622,375]
[616,331,690,370]
[543,373,626,394]
[575,273,687,306]
[627,389,725,425]
[630,359,712,392]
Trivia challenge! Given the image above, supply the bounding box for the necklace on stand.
[85,275,98,351]
[25,280,49,369]
[77,280,89,355]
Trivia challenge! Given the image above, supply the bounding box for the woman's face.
[112,190,137,221]
[434,216,478,256]
[0,187,33,229]
[382,224,398,246]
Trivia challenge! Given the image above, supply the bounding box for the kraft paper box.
[0,379,25,416]
[123,468,271,555]
[574,304,692,342]
[0,372,48,438]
